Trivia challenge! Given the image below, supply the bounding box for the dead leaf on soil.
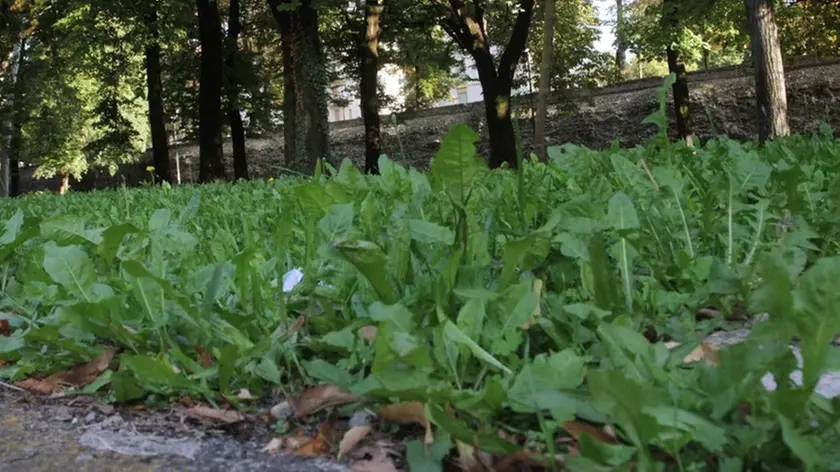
[456,440,494,471]
[665,341,719,366]
[292,409,339,457]
[0,318,11,336]
[377,401,434,445]
[294,384,363,418]
[338,425,372,459]
[562,420,619,444]
[15,347,118,394]
[262,437,283,454]
[185,405,246,424]
[491,451,562,472]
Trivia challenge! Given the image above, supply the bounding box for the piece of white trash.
[270,267,304,293]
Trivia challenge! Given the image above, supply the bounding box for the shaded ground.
[0,388,347,472]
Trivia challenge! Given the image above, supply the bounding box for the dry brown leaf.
[338,425,372,459]
[492,451,560,472]
[15,377,62,394]
[0,318,10,336]
[562,420,619,444]
[377,401,434,445]
[194,345,214,368]
[185,405,246,424]
[665,341,719,366]
[522,279,543,330]
[358,326,378,342]
[292,409,339,458]
[456,440,493,472]
[15,347,118,394]
[295,384,363,418]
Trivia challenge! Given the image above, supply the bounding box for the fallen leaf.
[0,318,10,336]
[292,409,339,457]
[562,420,619,444]
[15,377,62,395]
[295,384,363,418]
[377,402,433,445]
[358,326,378,342]
[492,451,560,472]
[185,405,246,424]
[456,440,493,472]
[237,389,254,399]
[262,437,283,454]
[338,425,372,459]
[194,345,214,368]
[15,347,118,394]
[665,341,719,366]
[180,396,196,408]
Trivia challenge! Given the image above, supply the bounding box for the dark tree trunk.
[7,38,25,197]
[615,0,626,75]
[746,0,789,142]
[268,0,330,174]
[360,0,384,175]
[441,0,535,169]
[144,0,172,185]
[196,0,226,182]
[663,0,693,146]
[226,0,248,179]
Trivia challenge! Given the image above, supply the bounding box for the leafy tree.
[431,0,537,169]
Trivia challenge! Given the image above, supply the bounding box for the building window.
[334,109,343,121]
[456,86,468,104]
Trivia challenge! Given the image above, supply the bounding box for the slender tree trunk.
[268,0,330,174]
[1,38,24,197]
[196,0,226,182]
[534,0,556,160]
[663,0,693,145]
[615,0,626,75]
[226,0,248,180]
[145,0,172,185]
[442,0,535,169]
[360,0,384,174]
[58,171,69,195]
[746,0,789,142]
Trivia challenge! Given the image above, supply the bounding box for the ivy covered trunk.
[269,0,330,174]
[534,0,556,161]
[226,0,248,180]
[440,0,535,169]
[1,37,25,197]
[746,0,789,142]
[615,0,626,74]
[360,0,384,175]
[144,0,172,185]
[663,0,693,146]
[196,0,227,182]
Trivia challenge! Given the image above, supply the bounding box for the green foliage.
[3,98,840,466]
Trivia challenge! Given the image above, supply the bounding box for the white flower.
[281,267,304,293]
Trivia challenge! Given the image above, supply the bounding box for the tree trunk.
[615,0,626,75]
[663,0,693,146]
[144,0,173,185]
[746,0,789,142]
[1,37,24,198]
[196,0,226,182]
[58,171,69,195]
[226,0,248,180]
[534,0,556,160]
[441,0,535,169]
[360,0,384,175]
[268,0,330,174]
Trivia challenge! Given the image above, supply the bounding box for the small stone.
[349,410,374,428]
[270,401,293,421]
[97,404,115,415]
[55,407,73,422]
[85,411,97,423]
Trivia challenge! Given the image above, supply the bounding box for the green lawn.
[3,119,840,469]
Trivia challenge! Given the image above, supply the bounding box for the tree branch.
[498,0,535,82]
